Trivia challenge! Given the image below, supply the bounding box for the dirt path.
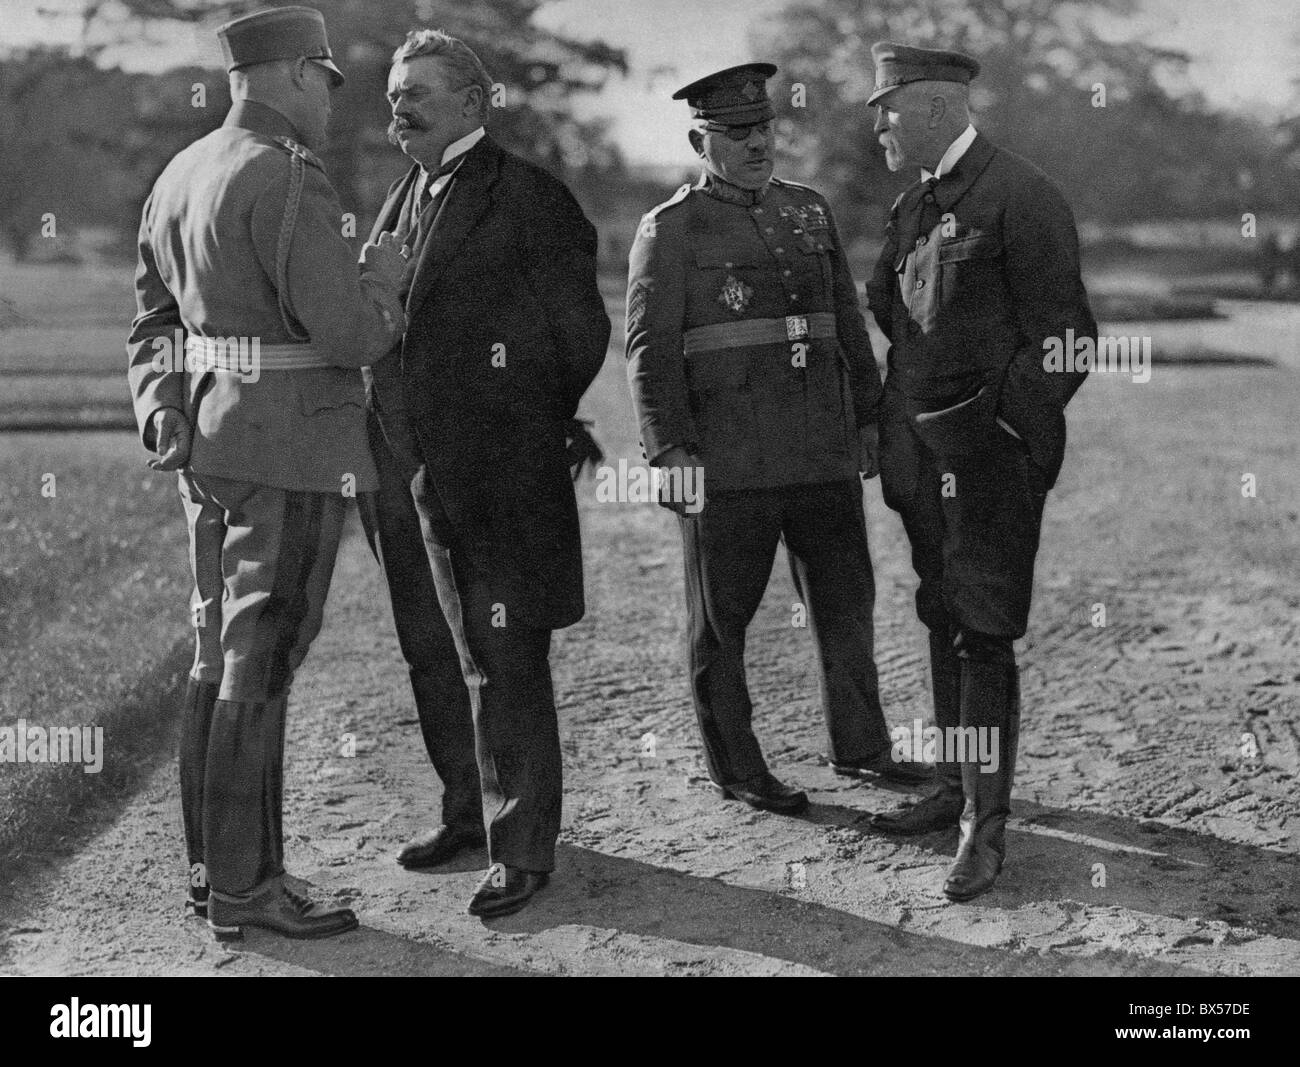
[1,358,1297,976]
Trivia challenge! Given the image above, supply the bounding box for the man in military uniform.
[126,6,406,940]
[863,43,1096,901]
[626,64,929,816]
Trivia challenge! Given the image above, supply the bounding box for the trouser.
[880,388,1047,827]
[407,463,563,873]
[678,478,891,786]
[177,469,345,897]
[356,412,482,834]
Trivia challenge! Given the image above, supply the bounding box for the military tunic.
[626,171,892,786]
[125,99,403,897]
[627,172,881,487]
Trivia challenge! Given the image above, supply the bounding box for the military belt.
[184,337,333,371]
[683,312,837,354]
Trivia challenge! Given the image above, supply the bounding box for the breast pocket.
[693,247,766,317]
[937,232,1003,314]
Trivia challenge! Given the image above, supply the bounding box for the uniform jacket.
[866,132,1096,489]
[625,172,882,491]
[366,135,610,630]
[126,100,403,493]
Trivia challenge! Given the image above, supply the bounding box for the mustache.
[387,114,426,142]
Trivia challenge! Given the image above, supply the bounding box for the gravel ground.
[1,352,1297,976]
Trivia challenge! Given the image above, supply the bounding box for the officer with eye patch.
[625,63,931,816]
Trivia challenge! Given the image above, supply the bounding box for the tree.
[71,0,628,233]
[753,0,1299,238]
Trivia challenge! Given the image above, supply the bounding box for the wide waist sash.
[683,312,837,355]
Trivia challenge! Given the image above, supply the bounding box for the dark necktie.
[899,175,941,262]
[397,157,465,300]
[405,157,463,251]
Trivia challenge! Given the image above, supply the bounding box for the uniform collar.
[224,99,307,145]
[922,123,977,182]
[697,169,771,206]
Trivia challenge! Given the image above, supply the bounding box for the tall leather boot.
[871,630,964,833]
[203,698,284,897]
[203,697,357,941]
[178,678,221,915]
[267,693,287,879]
[943,659,1020,901]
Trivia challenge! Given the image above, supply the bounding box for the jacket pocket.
[937,232,1002,263]
[296,371,365,417]
[686,351,759,477]
[912,385,998,454]
[694,247,766,270]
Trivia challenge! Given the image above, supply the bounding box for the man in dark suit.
[359,29,610,918]
[863,44,1096,901]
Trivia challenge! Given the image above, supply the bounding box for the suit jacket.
[866,132,1096,489]
[127,100,402,492]
[367,135,611,629]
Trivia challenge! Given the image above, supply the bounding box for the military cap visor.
[867,42,979,106]
[218,5,345,87]
[673,62,778,125]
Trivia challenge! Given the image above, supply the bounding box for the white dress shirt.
[417,125,486,202]
[922,123,977,182]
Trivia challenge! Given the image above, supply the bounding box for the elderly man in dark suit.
[359,29,610,918]
[863,43,1096,901]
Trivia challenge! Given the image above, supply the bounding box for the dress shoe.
[467,864,549,918]
[185,884,210,919]
[397,825,487,869]
[870,786,963,834]
[207,878,358,941]
[829,750,933,785]
[717,771,808,814]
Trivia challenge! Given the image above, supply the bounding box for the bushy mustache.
[386,113,425,146]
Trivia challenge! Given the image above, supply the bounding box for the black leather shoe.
[185,884,209,919]
[718,771,809,814]
[870,787,963,834]
[397,825,487,869]
[207,880,358,941]
[467,864,550,918]
[829,751,934,786]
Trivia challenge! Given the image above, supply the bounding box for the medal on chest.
[717,274,754,314]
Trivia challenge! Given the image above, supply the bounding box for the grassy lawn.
[0,433,192,863]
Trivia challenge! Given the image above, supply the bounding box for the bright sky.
[2,0,1295,165]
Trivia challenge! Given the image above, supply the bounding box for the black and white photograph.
[0,0,1296,1006]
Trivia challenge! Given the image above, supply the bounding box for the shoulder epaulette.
[272,135,325,173]
[645,183,692,220]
